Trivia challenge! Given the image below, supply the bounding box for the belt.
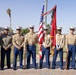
[28,44,35,46]
[68,44,75,45]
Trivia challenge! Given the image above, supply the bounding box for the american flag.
[38,4,44,59]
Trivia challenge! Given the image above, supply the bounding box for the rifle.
[23,48,26,69]
[65,51,69,69]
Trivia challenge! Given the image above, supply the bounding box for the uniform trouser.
[39,46,50,68]
[75,45,76,61]
[0,50,1,68]
[67,45,75,69]
[26,45,36,68]
[1,47,11,69]
[52,48,63,68]
[13,47,23,68]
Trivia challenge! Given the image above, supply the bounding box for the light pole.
[7,8,12,29]
[45,0,48,26]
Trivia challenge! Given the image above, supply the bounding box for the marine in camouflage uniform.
[0,26,12,70]
[12,26,24,70]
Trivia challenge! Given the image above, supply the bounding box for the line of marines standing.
[0,25,76,70]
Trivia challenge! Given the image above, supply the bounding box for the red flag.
[38,4,44,59]
[50,6,57,55]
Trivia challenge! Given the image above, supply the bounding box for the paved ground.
[0,55,76,75]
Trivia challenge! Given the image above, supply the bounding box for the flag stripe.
[38,4,44,59]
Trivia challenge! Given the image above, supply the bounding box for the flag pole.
[44,0,48,26]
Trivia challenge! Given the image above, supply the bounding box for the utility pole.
[45,0,48,26]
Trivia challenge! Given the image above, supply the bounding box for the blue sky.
[0,0,76,33]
